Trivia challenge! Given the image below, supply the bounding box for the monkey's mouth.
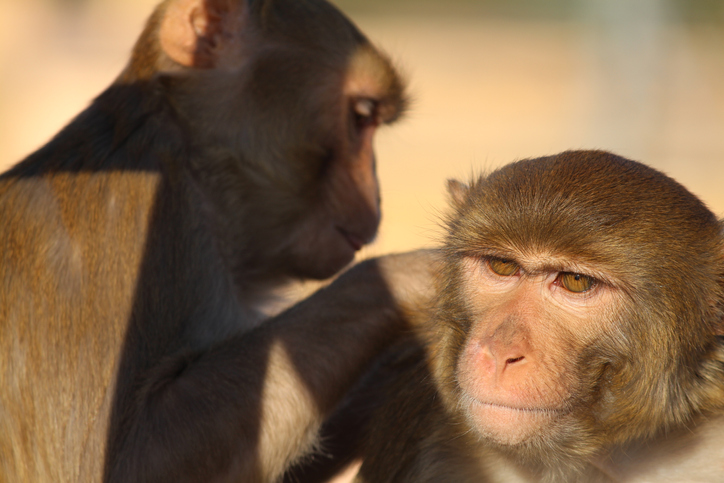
[474,401,561,415]
[336,227,365,251]
[461,393,567,445]
[461,388,567,415]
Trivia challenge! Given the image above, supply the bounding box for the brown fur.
[0,1,432,482]
[293,150,724,483]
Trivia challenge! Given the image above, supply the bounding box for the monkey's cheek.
[461,396,558,446]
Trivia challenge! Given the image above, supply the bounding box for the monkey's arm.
[106,250,439,483]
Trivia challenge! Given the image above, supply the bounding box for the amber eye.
[488,258,519,277]
[559,273,596,293]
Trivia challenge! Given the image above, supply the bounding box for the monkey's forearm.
[107,252,437,483]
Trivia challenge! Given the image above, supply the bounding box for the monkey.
[291,150,724,483]
[0,0,439,482]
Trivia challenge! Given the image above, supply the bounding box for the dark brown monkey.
[0,1,435,482]
[305,150,724,483]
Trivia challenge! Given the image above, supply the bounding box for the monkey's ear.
[159,0,244,69]
[447,179,470,208]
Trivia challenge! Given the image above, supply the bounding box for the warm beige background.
[1,0,723,260]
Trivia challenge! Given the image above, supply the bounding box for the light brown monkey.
[298,150,724,483]
[0,1,435,482]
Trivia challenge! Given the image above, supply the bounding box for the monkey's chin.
[299,250,355,280]
[306,246,359,280]
[462,395,560,446]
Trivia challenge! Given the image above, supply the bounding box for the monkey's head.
[122,0,407,281]
[432,150,724,471]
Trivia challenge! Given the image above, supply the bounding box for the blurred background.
[1,0,723,259]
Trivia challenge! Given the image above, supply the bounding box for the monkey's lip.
[463,393,567,419]
[474,401,562,414]
[336,227,365,251]
[461,389,566,415]
[461,393,569,444]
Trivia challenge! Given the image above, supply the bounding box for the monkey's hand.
[278,250,442,483]
[354,249,442,316]
[284,248,442,339]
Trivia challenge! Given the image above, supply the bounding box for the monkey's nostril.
[506,356,524,365]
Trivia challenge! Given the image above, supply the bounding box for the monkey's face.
[451,252,620,447]
[265,43,406,279]
[167,31,406,280]
[435,151,724,462]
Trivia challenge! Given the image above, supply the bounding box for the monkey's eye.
[488,258,520,277]
[353,98,378,127]
[559,273,596,293]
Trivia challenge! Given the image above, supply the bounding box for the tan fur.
[291,151,724,483]
[0,1,431,482]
